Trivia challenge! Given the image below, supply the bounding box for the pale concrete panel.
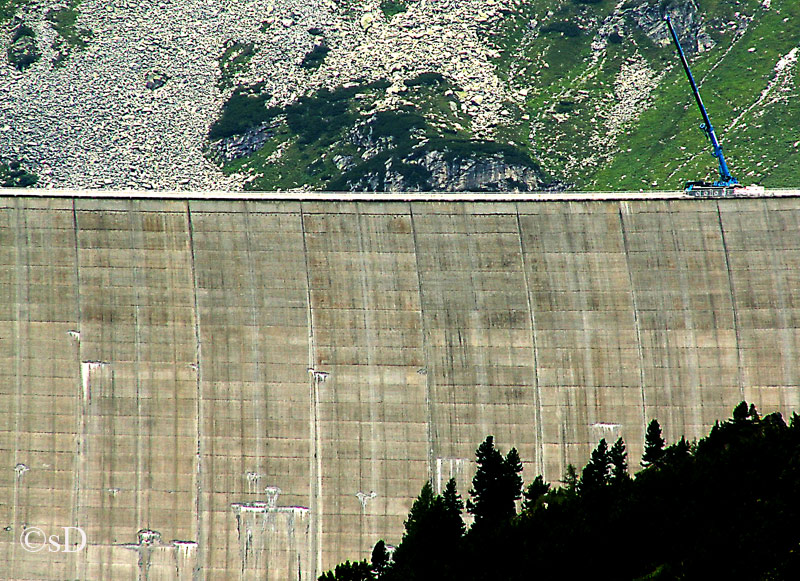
[622,203,737,447]
[1,203,83,578]
[518,205,640,479]
[304,210,429,571]
[190,207,312,580]
[720,200,800,405]
[72,204,198,581]
[414,209,541,490]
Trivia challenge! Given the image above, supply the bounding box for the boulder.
[145,71,169,90]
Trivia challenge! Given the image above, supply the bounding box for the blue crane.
[665,15,739,192]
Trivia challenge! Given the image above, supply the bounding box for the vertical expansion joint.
[409,205,438,481]
[300,204,323,577]
[354,206,380,544]
[514,205,545,475]
[241,204,266,469]
[126,204,147,540]
[716,203,745,400]
[69,199,89,580]
[186,203,205,579]
[10,199,26,572]
[618,204,648,440]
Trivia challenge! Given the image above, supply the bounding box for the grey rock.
[208,121,280,163]
[628,0,712,54]
[344,147,547,192]
[145,71,169,90]
[332,154,354,171]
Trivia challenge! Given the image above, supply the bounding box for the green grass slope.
[593,1,800,189]
[483,0,799,190]
[208,0,798,191]
[210,74,544,191]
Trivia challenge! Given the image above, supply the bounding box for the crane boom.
[665,15,739,189]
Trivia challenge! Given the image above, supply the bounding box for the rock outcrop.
[340,148,546,192]
[628,0,714,53]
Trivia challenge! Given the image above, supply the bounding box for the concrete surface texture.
[1,194,799,580]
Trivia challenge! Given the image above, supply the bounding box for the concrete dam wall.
[2,193,799,580]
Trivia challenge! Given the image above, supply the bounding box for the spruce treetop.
[642,419,666,467]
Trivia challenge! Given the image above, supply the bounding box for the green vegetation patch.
[300,41,329,69]
[218,40,255,90]
[9,20,32,41]
[540,21,583,37]
[7,22,39,70]
[46,3,92,52]
[212,72,541,191]
[208,83,276,141]
[380,0,407,19]
[284,83,370,145]
[3,1,90,68]
[0,0,30,22]
[216,79,390,190]
[430,136,541,169]
[403,72,445,87]
[1,159,38,187]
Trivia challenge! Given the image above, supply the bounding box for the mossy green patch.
[6,23,38,70]
[380,0,407,19]
[218,40,255,90]
[1,159,38,187]
[46,2,92,51]
[0,0,29,22]
[300,42,329,69]
[208,83,277,140]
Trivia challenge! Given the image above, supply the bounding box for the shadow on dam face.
[1,194,799,579]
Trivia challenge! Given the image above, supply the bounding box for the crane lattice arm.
[665,15,738,188]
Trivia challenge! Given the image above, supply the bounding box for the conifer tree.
[389,479,465,580]
[441,477,465,537]
[503,447,524,507]
[521,475,550,512]
[580,438,611,493]
[563,464,579,491]
[642,419,665,467]
[609,437,629,484]
[662,435,692,466]
[732,401,749,423]
[403,481,435,540]
[371,540,389,578]
[467,436,523,530]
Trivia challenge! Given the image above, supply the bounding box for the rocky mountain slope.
[1,0,798,191]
